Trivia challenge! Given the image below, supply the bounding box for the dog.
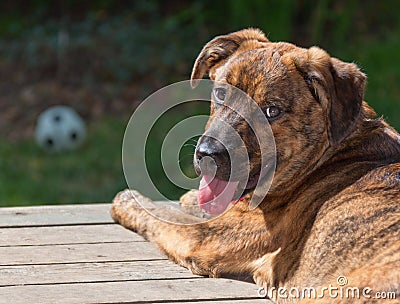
[111,29,400,303]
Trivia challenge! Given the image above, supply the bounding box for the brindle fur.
[111,29,400,303]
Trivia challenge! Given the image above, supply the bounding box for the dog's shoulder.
[315,161,400,233]
[354,162,400,194]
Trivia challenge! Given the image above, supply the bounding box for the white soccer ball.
[35,106,86,152]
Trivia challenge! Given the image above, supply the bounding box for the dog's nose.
[196,136,227,160]
[195,136,229,174]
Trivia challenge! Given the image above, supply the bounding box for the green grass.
[0,103,207,207]
[357,42,400,130]
[334,35,400,131]
[0,117,127,207]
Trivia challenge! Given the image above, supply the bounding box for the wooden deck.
[0,204,266,304]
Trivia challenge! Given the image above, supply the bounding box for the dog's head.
[192,29,366,213]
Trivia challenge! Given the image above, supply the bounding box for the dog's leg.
[111,189,270,281]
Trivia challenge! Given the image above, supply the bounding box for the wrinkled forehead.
[213,45,300,100]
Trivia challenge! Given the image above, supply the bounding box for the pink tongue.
[198,175,239,215]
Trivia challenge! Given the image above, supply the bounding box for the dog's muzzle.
[195,135,231,179]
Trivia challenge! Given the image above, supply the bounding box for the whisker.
[178,153,195,164]
[188,138,199,144]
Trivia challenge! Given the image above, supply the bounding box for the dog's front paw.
[180,189,200,215]
[110,189,155,233]
[179,189,211,219]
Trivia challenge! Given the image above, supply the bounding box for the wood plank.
[0,261,198,286]
[0,242,165,266]
[0,201,178,228]
[0,204,113,227]
[0,224,143,246]
[167,301,267,304]
[0,279,264,304]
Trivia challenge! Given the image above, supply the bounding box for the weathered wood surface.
[1,242,166,265]
[0,204,267,304]
[0,224,144,246]
[0,261,197,286]
[0,204,113,227]
[1,279,265,304]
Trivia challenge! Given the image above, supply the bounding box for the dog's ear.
[293,47,366,146]
[190,28,269,88]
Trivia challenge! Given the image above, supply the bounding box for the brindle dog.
[111,29,400,303]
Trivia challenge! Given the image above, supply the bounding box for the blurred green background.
[0,0,399,206]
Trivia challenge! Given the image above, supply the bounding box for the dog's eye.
[265,105,281,119]
[213,88,226,104]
